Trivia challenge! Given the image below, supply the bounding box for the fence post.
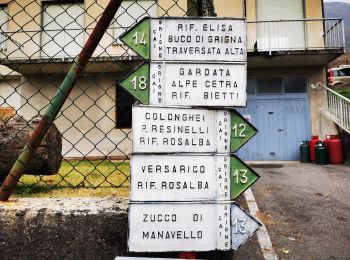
[0,0,123,201]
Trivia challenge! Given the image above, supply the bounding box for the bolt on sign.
[118,62,247,107]
[130,154,259,201]
[120,17,246,61]
[117,16,261,255]
[132,105,257,154]
[128,202,261,252]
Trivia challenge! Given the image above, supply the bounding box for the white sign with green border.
[118,62,247,107]
[120,17,246,62]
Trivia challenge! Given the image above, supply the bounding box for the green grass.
[345,159,350,166]
[337,89,350,100]
[13,160,130,198]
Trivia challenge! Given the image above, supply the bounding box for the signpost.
[130,154,259,201]
[128,202,260,252]
[132,106,257,153]
[117,16,261,256]
[118,62,247,107]
[120,17,246,61]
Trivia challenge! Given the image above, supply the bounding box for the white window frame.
[0,5,8,52]
[113,0,157,45]
[41,1,85,58]
[256,0,305,51]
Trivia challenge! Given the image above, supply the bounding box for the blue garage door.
[237,78,311,161]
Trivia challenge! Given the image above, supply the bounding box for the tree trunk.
[0,116,62,182]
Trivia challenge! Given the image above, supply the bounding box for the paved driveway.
[235,163,350,260]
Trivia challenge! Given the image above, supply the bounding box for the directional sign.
[128,202,260,252]
[132,105,257,153]
[130,154,259,201]
[118,62,247,107]
[231,204,261,250]
[120,18,151,60]
[120,17,246,62]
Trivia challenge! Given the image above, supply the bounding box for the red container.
[309,135,319,162]
[323,135,335,152]
[328,135,343,164]
[324,135,331,150]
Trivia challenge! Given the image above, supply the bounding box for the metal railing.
[320,84,350,134]
[1,18,345,60]
[0,27,140,60]
[247,18,345,53]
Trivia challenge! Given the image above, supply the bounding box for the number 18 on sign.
[118,62,247,107]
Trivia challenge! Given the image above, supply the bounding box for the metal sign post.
[117,16,261,256]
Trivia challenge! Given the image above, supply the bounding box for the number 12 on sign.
[132,106,257,154]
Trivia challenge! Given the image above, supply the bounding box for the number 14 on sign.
[132,31,147,46]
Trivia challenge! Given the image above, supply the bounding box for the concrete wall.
[0,198,129,260]
[307,69,338,138]
[18,74,132,158]
[0,78,21,110]
[305,0,325,49]
[214,0,244,18]
[0,66,21,110]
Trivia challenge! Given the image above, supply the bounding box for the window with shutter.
[0,5,8,51]
[256,0,305,51]
[41,2,84,58]
[114,0,157,43]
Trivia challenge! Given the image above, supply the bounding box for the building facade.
[0,0,345,160]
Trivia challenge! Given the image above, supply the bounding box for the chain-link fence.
[0,0,215,197]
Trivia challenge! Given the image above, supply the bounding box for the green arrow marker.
[120,17,150,60]
[230,110,258,152]
[117,63,150,105]
[230,155,260,200]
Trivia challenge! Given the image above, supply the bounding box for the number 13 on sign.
[230,156,259,200]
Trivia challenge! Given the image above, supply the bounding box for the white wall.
[19,74,132,158]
